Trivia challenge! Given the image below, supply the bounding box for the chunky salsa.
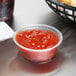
[16,29,59,50]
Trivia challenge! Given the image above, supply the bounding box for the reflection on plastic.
[8,51,64,76]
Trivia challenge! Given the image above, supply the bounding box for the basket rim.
[46,0,76,10]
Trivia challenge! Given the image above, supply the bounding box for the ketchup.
[16,29,59,50]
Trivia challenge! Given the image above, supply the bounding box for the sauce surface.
[16,29,59,50]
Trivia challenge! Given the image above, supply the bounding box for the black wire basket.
[45,0,76,22]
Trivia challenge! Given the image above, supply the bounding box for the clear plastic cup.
[13,24,63,63]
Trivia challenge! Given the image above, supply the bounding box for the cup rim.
[13,24,63,52]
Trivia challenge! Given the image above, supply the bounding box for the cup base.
[21,53,56,64]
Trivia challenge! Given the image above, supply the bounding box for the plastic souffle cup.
[13,24,63,63]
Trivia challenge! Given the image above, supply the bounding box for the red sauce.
[16,29,59,49]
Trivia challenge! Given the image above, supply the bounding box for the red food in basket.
[58,0,76,6]
[58,0,72,5]
[16,29,59,50]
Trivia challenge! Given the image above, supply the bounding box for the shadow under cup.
[13,24,63,63]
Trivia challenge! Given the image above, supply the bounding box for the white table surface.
[0,0,76,76]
